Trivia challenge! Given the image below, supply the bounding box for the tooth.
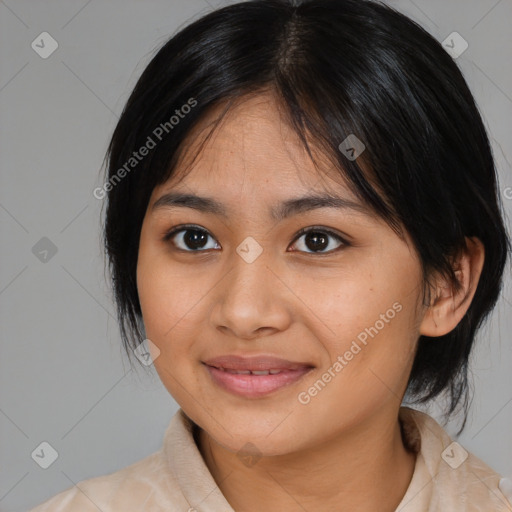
[269,369,282,375]
[251,370,270,375]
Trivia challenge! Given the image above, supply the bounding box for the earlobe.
[419,237,485,337]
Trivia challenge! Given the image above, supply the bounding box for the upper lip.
[203,355,314,371]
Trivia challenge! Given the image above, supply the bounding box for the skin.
[136,92,485,511]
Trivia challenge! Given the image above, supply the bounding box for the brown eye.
[290,227,347,254]
[164,225,220,252]
[162,224,348,255]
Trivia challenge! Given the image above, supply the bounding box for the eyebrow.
[151,192,372,220]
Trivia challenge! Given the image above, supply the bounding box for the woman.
[29,0,511,510]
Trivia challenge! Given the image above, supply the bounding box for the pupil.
[185,230,207,250]
[306,232,328,251]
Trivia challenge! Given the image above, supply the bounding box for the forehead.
[146,93,402,236]
[160,92,351,196]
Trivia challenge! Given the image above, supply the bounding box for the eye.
[163,224,220,252]
[162,224,348,254]
[289,227,348,254]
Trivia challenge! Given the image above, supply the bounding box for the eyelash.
[162,224,349,255]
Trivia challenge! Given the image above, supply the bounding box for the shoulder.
[27,409,216,512]
[399,406,512,511]
[26,449,188,512]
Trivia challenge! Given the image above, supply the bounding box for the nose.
[209,248,292,340]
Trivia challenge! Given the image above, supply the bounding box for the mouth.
[202,355,315,398]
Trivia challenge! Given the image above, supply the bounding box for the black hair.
[101,0,511,430]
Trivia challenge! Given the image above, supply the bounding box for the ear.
[419,236,485,337]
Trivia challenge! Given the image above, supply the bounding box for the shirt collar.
[163,406,510,511]
[164,408,235,511]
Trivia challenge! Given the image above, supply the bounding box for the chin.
[187,405,304,454]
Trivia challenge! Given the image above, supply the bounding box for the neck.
[197,406,417,512]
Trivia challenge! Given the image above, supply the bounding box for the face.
[137,92,426,456]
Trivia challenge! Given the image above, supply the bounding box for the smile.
[202,355,314,398]
[210,367,285,375]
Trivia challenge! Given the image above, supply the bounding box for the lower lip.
[204,364,313,398]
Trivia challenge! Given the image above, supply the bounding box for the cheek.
[305,257,422,396]
[304,267,414,350]
[137,236,198,333]
[298,301,418,431]
[137,241,191,355]
[137,255,205,401]
[136,242,221,394]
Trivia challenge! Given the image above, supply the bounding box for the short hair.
[101,0,511,429]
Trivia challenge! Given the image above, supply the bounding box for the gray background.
[0,0,511,510]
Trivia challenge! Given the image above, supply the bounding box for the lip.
[202,355,314,398]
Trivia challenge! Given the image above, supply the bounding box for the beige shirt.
[28,407,512,511]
